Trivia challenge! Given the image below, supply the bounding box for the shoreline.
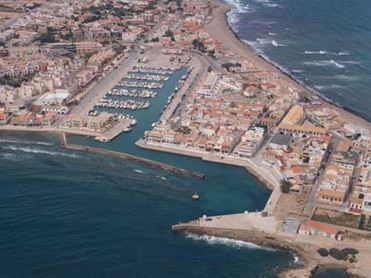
[135,139,277,191]
[172,224,364,278]
[207,0,371,130]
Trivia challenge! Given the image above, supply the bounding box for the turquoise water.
[0,66,296,277]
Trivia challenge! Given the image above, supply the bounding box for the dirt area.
[312,208,361,229]
[273,190,308,219]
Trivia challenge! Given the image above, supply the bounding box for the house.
[298,220,339,239]
[317,188,346,206]
[0,113,12,125]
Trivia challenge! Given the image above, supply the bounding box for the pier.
[61,133,204,179]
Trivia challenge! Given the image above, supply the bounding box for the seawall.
[61,134,204,179]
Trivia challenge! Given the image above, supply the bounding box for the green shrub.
[341,248,359,256]
[280,179,292,193]
[317,248,329,257]
[329,248,344,260]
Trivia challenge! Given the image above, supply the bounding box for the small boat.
[191,192,200,201]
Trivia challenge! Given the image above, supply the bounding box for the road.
[301,135,341,216]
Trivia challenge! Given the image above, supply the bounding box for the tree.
[280,179,292,193]
[317,248,329,257]
[329,248,345,260]
[298,91,310,102]
[37,31,57,43]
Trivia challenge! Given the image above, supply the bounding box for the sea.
[225,0,371,121]
[1,0,368,276]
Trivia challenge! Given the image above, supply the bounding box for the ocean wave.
[268,32,277,36]
[291,69,304,73]
[303,50,350,56]
[241,39,264,54]
[156,175,167,180]
[133,169,145,174]
[271,40,285,47]
[0,139,53,146]
[224,0,254,14]
[2,145,81,158]
[256,38,272,45]
[185,234,275,251]
[323,74,358,81]
[263,3,282,8]
[0,153,24,161]
[304,60,345,69]
[314,84,346,90]
[338,60,360,65]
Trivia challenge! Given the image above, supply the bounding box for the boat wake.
[2,145,80,158]
[185,233,275,251]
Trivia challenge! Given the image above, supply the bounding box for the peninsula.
[0,0,370,277]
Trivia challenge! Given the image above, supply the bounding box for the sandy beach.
[207,0,371,132]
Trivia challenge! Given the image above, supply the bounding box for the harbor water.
[0,64,294,277]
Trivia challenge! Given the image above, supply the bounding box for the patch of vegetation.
[341,248,358,256]
[312,208,360,229]
[358,214,371,231]
[319,247,359,262]
[280,179,292,194]
[83,15,101,23]
[0,73,36,87]
[36,31,57,43]
[222,62,241,72]
[329,248,345,260]
[255,123,268,132]
[317,248,329,257]
[175,126,191,135]
[192,39,206,53]
[298,91,310,102]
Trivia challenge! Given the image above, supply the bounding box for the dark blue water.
[0,133,294,277]
[225,0,371,120]
[0,66,295,276]
[7,1,370,274]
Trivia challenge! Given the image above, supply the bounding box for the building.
[317,188,346,206]
[298,220,339,239]
[35,92,72,106]
[0,112,12,125]
[269,134,293,151]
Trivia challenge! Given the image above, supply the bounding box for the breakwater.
[61,133,204,179]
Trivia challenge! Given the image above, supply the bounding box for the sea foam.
[303,50,350,56]
[304,60,345,68]
[185,234,275,251]
[2,145,80,158]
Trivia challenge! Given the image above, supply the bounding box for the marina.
[108,89,157,98]
[94,98,150,110]
[91,65,190,137]
[129,66,178,75]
